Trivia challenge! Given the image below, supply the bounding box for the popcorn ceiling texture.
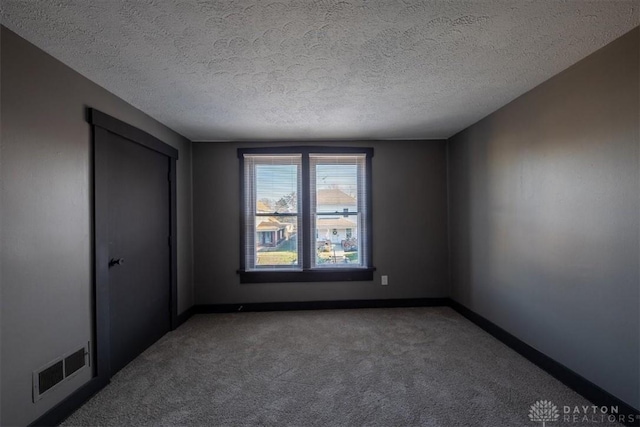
[2,1,637,141]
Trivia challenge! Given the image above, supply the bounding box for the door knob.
[109,258,125,267]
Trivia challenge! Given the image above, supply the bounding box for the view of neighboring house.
[254,189,358,250]
[316,188,356,213]
[256,218,290,247]
[256,200,295,248]
[316,217,356,242]
[316,189,357,249]
[257,200,272,213]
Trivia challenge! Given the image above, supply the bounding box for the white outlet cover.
[381,275,388,285]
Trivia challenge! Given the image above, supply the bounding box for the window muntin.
[239,147,373,282]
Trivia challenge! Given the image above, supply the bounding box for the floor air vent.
[33,344,89,402]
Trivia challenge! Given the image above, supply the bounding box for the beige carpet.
[62,307,623,426]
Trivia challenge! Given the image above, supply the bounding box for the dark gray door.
[106,130,171,375]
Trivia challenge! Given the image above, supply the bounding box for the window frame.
[243,154,302,271]
[238,146,375,283]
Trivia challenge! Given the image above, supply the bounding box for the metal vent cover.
[35,360,64,399]
[33,344,89,402]
[64,347,86,378]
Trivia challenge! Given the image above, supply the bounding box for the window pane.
[244,154,301,271]
[256,164,298,213]
[315,164,357,213]
[311,154,366,268]
[315,214,359,266]
[256,216,298,267]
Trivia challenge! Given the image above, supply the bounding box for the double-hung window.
[239,147,374,283]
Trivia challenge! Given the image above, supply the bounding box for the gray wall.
[448,28,639,409]
[193,140,448,304]
[0,27,194,426]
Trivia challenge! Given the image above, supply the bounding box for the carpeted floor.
[62,307,623,426]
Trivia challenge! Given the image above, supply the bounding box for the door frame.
[90,108,179,382]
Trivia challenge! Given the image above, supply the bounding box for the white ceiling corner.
[2,0,638,141]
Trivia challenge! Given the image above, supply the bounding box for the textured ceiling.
[1,1,638,141]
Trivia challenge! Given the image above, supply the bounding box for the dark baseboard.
[29,376,108,427]
[449,300,640,427]
[174,306,197,329]
[195,297,450,313]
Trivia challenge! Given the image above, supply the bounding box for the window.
[239,147,374,283]
[242,154,302,269]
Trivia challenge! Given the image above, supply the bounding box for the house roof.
[256,218,287,231]
[317,189,356,206]
[256,200,271,213]
[317,217,357,229]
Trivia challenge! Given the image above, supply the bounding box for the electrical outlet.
[381,275,388,285]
